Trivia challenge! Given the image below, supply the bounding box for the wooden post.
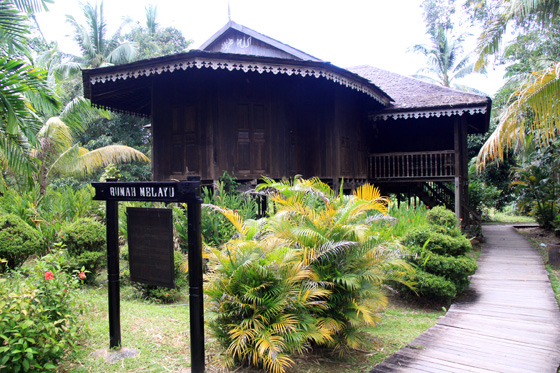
[187,189,205,372]
[453,119,461,224]
[106,197,121,349]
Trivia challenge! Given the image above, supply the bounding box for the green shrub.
[409,269,457,301]
[59,218,105,255]
[207,241,329,372]
[399,206,476,303]
[0,252,86,371]
[133,250,188,303]
[402,226,471,256]
[409,250,477,293]
[59,218,106,283]
[0,213,44,271]
[427,205,458,229]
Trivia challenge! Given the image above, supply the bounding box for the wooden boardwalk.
[370,225,560,372]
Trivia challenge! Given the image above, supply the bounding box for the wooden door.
[170,105,199,177]
[235,102,268,176]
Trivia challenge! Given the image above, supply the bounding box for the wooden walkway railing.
[369,225,560,372]
[369,151,455,179]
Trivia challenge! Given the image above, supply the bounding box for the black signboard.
[92,181,199,202]
[127,207,175,288]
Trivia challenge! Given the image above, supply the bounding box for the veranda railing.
[369,151,455,179]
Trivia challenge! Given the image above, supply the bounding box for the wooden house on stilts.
[82,21,491,225]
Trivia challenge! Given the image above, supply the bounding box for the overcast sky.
[35,0,504,95]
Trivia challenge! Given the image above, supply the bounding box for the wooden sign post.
[92,180,205,372]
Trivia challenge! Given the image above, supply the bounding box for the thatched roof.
[82,51,393,117]
[348,65,491,125]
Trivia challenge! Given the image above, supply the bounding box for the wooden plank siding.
[369,225,560,373]
[150,68,374,183]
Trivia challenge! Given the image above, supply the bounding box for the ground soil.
[514,225,560,278]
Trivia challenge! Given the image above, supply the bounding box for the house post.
[454,119,462,224]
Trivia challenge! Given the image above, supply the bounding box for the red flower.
[79,272,86,280]
[44,271,54,280]
[234,209,238,213]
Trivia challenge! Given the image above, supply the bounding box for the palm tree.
[411,26,481,91]
[32,97,149,194]
[475,0,560,168]
[0,0,59,190]
[66,1,137,68]
[145,4,158,36]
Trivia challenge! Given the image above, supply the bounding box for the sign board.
[92,181,199,202]
[127,207,175,288]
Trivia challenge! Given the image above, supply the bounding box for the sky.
[34,0,505,96]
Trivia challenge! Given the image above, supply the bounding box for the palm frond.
[59,96,110,134]
[477,62,560,168]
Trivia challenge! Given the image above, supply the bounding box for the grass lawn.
[484,208,536,224]
[57,284,444,372]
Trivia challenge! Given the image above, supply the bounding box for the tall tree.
[32,97,149,194]
[125,4,192,60]
[411,26,478,90]
[66,1,137,68]
[474,0,560,168]
[0,0,59,190]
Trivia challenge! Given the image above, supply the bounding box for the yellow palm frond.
[477,62,560,169]
[203,204,248,236]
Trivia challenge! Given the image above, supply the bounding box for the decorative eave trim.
[371,105,488,121]
[87,56,391,106]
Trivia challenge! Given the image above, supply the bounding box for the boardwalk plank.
[369,225,560,373]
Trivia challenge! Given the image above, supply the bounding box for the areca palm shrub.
[259,177,413,355]
[205,178,413,371]
[205,206,332,373]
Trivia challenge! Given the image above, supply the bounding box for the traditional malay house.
[82,21,491,224]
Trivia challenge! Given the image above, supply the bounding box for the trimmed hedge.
[402,226,471,257]
[0,213,44,270]
[59,218,105,255]
[409,250,477,294]
[410,269,457,301]
[59,218,106,283]
[399,207,477,302]
[427,205,457,229]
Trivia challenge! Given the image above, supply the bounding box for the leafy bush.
[402,226,471,256]
[370,203,429,240]
[426,205,458,229]
[0,185,102,250]
[0,213,44,271]
[0,252,86,371]
[468,180,501,220]
[207,241,329,372]
[206,177,413,372]
[409,250,477,294]
[399,207,477,302]
[133,250,188,303]
[409,269,457,301]
[59,218,106,283]
[199,172,258,246]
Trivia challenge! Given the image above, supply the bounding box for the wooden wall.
[151,68,379,182]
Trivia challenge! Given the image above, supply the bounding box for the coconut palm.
[32,97,149,194]
[411,26,481,91]
[475,0,560,168]
[0,0,59,190]
[66,1,137,68]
